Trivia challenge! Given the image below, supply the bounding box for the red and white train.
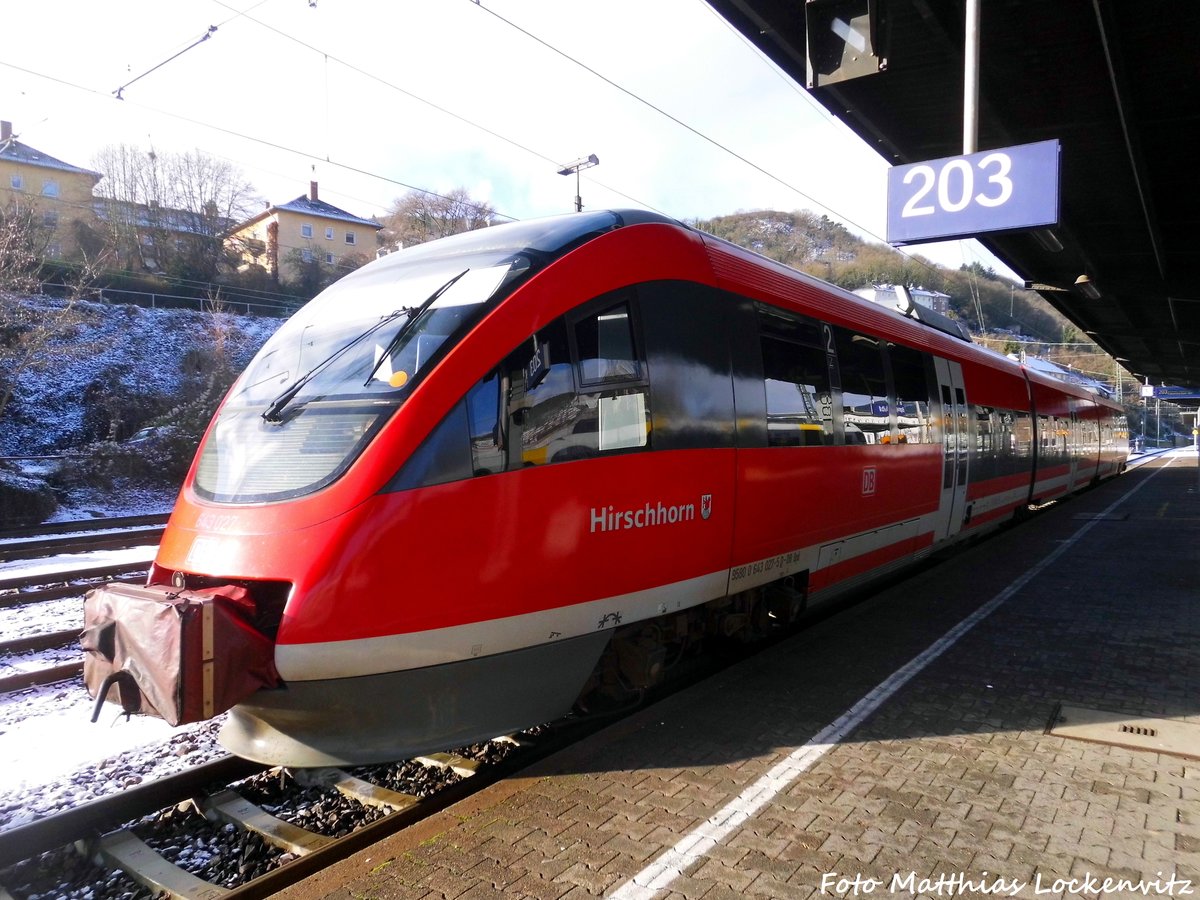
[86,210,1127,766]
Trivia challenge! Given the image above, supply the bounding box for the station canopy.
[706,0,1200,400]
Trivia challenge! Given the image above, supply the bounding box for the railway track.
[0,517,166,565]
[0,730,559,900]
[0,573,146,608]
[0,514,168,542]
[0,518,161,695]
[0,572,148,693]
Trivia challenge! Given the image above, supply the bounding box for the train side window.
[384,399,473,492]
[975,406,997,480]
[568,294,649,456]
[505,318,580,467]
[756,305,833,447]
[504,306,649,468]
[994,409,1017,475]
[1013,410,1034,459]
[834,329,889,444]
[575,298,641,385]
[761,337,832,446]
[888,344,935,444]
[466,371,503,476]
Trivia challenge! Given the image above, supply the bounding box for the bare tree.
[0,201,53,422]
[0,200,118,424]
[0,200,52,296]
[380,187,497,249]
[92,143,260,281]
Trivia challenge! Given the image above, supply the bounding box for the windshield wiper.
[360,269,469,387]
[261,308,411,424]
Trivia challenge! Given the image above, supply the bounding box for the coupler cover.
[82,583,280,726]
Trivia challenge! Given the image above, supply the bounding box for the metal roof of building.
[272,194,381,229]
[706,0,1199,396]
[0,136,101,180]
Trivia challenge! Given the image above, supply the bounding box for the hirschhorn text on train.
[589,496,709,533]
[818,871,1195,897]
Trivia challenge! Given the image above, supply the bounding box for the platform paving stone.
[280,456,1200,900]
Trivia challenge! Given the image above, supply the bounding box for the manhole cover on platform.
[1048,704,1200,759]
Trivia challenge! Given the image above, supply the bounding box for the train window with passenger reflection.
[834,329,889,444]
[975,405,997,480]
[503,304,649,469]
[1013,410,1034,459]
[757,305,833,447]
[888,343,936,444]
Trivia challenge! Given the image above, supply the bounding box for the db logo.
[862,467,877,496]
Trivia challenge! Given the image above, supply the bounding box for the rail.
[0,732,557,898]
[0,513,169,541]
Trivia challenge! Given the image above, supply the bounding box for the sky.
[0,0,1016,279]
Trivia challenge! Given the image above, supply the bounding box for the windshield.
[238,263,511,410]
[195,253,522,504]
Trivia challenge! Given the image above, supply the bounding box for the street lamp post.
[557,154,599,212]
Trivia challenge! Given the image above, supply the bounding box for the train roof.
[378,209,679,269]
[364,213,1073,388]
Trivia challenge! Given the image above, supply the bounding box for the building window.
[301,248,314,262]
[41,179,60,198]
[46,242,62,258]
[344,231,356,245]
[325,253,335,265]
[300,223,313,238]
[325,226,334,240]
[9,175,22,191]
[43,210,59,228]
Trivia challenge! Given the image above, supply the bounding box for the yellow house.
[228,181,381,285]
[0,120,102,260]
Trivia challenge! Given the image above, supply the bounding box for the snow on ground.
[0,688,224,798]
[2,296,280,459]
[0,298,282,821]
[0,542,227,821]
[0,545,157,581]
[0,597,79,643]
[45,482,180,523]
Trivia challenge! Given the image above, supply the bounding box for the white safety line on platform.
[609,460,1174,900]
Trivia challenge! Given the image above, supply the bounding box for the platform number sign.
[886,140,1060,245]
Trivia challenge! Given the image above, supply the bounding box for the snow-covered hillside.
[1,296,283,522]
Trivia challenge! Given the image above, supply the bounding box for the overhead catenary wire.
[135,0,919,244]
[205,0,663,216]
[0,60,526,224]
[467,0,946,283]
[20,2,941,286]
[693,0,985,283]
[112,0,276,100]
[113,26,219,101]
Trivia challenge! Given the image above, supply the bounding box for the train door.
[933,357,969,541]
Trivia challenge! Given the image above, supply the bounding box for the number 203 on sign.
[885,139,1060,245]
